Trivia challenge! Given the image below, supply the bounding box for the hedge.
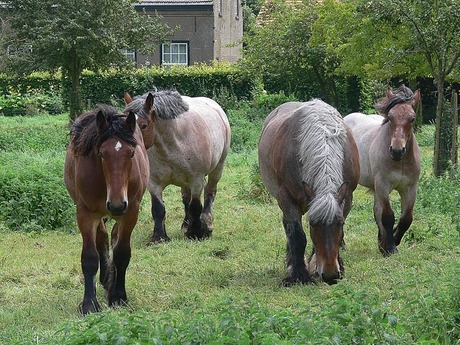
[0,64,256,114]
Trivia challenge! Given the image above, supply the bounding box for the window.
[7,44,32,56]
[235,0,240,20]
[162,42,188,66]
[122,49,136,63]
[218,0,223,16]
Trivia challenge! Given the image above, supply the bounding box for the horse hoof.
[282,271,313,286]
[380,246,398,257]
[150,234,170,244]
[79,300,101,315]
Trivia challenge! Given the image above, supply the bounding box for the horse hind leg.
[200,164,225,236]
[150,192,170,243]
[181,187,191,232]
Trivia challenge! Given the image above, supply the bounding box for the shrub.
[0,152,75,233]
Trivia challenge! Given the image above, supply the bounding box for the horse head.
[124,91,155,149]
[378,85,420,161]
[304,182,349,284]
[96,110,138,216]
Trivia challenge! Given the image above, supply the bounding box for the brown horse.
[258,99,360,285]
[64,104,150,314]
[344,85,421,256]
[124,89,231,243]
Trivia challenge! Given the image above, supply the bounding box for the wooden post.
[451,89,458,169]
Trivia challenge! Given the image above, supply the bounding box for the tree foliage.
[4,0,175,118]
[242,0,346,108]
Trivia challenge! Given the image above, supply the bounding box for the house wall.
[214,0,243,63]
[136,1,243,67]
[137,8,214,66]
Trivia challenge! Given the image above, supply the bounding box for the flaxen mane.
[124,89,189,120]
[296,99,347,225]
[70,105,137,156]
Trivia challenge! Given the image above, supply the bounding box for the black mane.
[70,105,137,156]
[375,84,416,116]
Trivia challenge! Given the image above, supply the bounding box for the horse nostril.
[107,201,128,216]
[321,272,341,285]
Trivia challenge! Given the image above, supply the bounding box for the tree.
[312,0,460,176]
[242,0,345,108]
[4,0,175,119]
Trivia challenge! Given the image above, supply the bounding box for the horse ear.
[413,89,421,107]
[96,110,107,132]
[336,182,349,205]
[302,182,316,203]
[126,112,137,133]
[386,88,394,99]
[124,91,133,105]
[144,92,154,111]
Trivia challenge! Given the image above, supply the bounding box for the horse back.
[259,102,314,213]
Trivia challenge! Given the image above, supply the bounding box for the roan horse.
[258,99,360,284]
[124,89,231,243]
[344,85,421,256]
[64,104,150,314]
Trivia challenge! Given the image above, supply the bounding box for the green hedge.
[0,64,256,115]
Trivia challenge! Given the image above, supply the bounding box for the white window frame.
[121,49,136,63]
[161,42,189,66]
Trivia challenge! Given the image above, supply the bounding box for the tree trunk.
[68,51,83,120]
[433,76,450,176]
[451,90,458,171]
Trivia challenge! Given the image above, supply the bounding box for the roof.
[133,0,213,10]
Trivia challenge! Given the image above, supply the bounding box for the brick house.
[132,0,243,67]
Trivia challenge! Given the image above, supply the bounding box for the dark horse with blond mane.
[124,89,231,243]
[258,99,360,285]
[344,85,421,256]
[64,104,150,314]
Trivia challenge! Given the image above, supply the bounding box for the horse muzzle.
[389,145,406,161]
[107,200,128,216]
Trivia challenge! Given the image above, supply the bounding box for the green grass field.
[0,113,459,344]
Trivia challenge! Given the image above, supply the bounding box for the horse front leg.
[96,219,110,288]
[107,216,136,308]
[77,210,101,315]
[393,186,417,246]
[374,195,397,256]
[150,190,170,243]
[282,216,311,285]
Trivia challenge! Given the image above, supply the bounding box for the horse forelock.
[70,105,137,156]
[375,85,415,117]
[124,89,189,120]
[296,99,347,224]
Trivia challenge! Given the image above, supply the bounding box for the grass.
[0,115,459,344]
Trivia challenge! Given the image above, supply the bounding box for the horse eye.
[410,117,415,123]
[141,124,148,130]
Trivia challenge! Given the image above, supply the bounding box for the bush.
[0,152,74,233]
[0,88,65,116]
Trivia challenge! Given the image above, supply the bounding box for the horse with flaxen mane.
[124,89,231,243]
[258,99,360,285]
[64,104,150,314]
[344,85,421,256]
